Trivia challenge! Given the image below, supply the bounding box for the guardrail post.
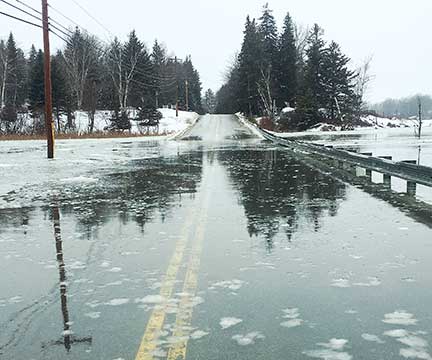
[383,174,392,187]
[407,181,417,196]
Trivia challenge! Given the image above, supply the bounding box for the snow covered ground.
[7,108,199,136]
[71,108,199,135]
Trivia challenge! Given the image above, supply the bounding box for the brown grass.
[0,131,172,141]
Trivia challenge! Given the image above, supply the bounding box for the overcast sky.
[1,0,431,103]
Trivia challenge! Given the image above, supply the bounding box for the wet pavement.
[1,115,432,360]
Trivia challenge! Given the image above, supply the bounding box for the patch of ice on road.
[74,278,91,284]
[210,279,246,291]
[85,312,101,319]
[402,277,416,283]
[331,279,351,288]
[220,317,243,329]
[190,330,209,340]
[383,311,418,325]
[281,319,303,328]
[135,295,166,304]
[304,339,352,360]
[107,267,122,273]
[349,254,363,260]
[232,332,265,346]
[362,333,385,344]
[100,261,110,268]
[105,298,130,306]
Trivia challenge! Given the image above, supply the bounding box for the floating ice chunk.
[68,261,86,270]
[190,330,209,340]
[105,298,130,306]
[304,339,352,360]
[354,277,381,287]
[210,279,246,291]
[384,329,410,338]
[61,176,97,183]
[281,319,303,328]
[135,295,166,304]
[318,339,349,351]
[362,334,385,344]
[232,332,264,346]
[397,336,428,349]
[220,317,243,329]
[331,279,351,288]
[62,330,74,336]
[283,308,300,319]
[107,267,122,273]
[100,261,110,268]
[399,348,432,360]
[383,311,418,325]
[344,310,358,315]
[8,296,23,304]
[304,349,352,360]
[85,312,101,319]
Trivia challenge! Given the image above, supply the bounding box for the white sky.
[1,0,431,103]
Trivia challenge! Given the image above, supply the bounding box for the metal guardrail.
[257,127,432,188]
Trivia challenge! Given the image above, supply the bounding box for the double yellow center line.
[135,171,212,360]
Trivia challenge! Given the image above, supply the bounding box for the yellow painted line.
[166,180,212,360]
[134,207,198,360]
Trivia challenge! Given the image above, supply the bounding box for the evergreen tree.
[297,24,326,129]
[321,41,357,124]
[238,16,264,116]
[203,89,216,113]
[278,12,297,107]
[258,3,279,105]
[28,49,45,133]
[151,40,167,108]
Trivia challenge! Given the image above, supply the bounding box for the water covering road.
[1,115,432,360]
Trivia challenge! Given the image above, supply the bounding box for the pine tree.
[28,49,45,133]
[203,89,216,113]
[278,12,297,107]
[297,24,326,129]
[238,16,264,116]
[321,41,357,124]
[258,3,279,106]
[151,40,167,108]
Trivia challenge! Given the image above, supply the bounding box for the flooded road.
[1,115,432,360]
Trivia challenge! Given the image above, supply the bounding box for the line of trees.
[370,95,432,119]
[216,4,371,131]
[0,29,203,134]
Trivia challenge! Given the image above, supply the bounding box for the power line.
[1,0,41,22]
[48,3,81,29]
[0,9,42,28]
[69,0,113,37]
[14,0,41,15]
[49,16,74,35]
[50,29,69,43]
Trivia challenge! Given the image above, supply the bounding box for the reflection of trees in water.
[218,149,346,248]
[0,208,31,234]
[0,152,203,235]
[59,152,204,235]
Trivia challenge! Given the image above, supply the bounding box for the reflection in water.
[57,151,204,236]
[48,204,92,352]
[218,149,347,248]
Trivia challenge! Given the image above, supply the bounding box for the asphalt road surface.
[1,115,432,360]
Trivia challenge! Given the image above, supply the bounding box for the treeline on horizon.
[0,29,203,134]
[216,3,371,131]
[370,95,432,119]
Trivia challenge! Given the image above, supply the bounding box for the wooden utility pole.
[418,97,423,139]
[175,56,179,117]
[42,0,55,159]
[185,80,189,111]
